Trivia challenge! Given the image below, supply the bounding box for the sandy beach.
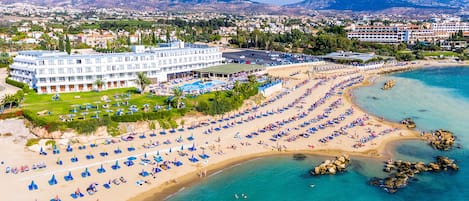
[0,60,463,201]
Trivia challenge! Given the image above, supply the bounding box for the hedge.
[6,78,35,93]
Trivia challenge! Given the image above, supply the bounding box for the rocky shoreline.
[310,155,350,175]
[426,129,456,151]
[369,156,458,193]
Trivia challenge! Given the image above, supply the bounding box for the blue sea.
[166,67,469,201]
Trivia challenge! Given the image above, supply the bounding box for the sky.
[253,0,302,5]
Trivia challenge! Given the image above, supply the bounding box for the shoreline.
[129,64,436,201]
[131,60,469,201]
[2,60,465,201]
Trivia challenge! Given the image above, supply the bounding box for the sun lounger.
[103,183,111,189]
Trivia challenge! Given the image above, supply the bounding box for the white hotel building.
[347,26,410,43]
[10,42,223,94]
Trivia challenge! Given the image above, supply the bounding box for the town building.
[347,26,410,43]
[9,41,223,94]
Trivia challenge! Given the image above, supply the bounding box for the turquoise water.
[179,80,226,92]
[167,67,469,201]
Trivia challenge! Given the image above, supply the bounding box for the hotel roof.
[194,64,265,75]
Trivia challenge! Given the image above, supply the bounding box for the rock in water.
[293,153,307,160]
[310,155,350,176]
[370,156,459,193]
[428,129,456,151]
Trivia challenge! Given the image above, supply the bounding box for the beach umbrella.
[29,180,38,190]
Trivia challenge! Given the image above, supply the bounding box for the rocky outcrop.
[370,156,458,193]
[310,155,350,176]
[400,118,416,128]
[381,80,395,90]
[428,129,455,151]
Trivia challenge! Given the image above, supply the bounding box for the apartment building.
[9,42,223,94]
[347,26,410,43]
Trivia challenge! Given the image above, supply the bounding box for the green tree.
[135,72,151,94]
[94,79,104,91]
[65,35,71,55]
[58,35,64,52]
[171,87,185,109]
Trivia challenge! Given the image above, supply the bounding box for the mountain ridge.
[0,0,466,12]
[285,0,466,11]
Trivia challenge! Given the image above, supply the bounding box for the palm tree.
[248,74,257,84]
[172,87,185,109]
[94,79,104,91]
[135,72,151,94]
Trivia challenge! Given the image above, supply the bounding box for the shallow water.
[165,67,469,201]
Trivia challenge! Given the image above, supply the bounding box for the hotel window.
[120,73,125,78]
[58,60,64,65]
[77,68,82,73]
[39,69,45,74]
[77,76,83,81]
[107,57,113,62]
[127,65,132,70]
[86,76,92,80]
[95,58,101,63]
[125,57,130,62]
[97,75,102,79]
[39,78,46,82]
[48,69,55,74]
[48,60,55,65]
[140,56,145,61]
[39,60,45,65]
[150,56,154,60]
[50,78,56,82]
[85,59,91,64]
[143,64,148,69]
[127,72,132,77]
[135,64,140,69]
[67,59,73,64]
[96,67,101,72]
[58,68,64,74]
[69,77,75,81]
[67,68,74,73]
[76,59,82,64]
[59,77,65,82]
[86,67,92,73]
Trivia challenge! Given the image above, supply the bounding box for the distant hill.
[0,0,304,15]
[285,0,466,11]
[1,0,466,13]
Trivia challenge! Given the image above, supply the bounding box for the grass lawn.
[421,51,459,57]
[22,88,170,122]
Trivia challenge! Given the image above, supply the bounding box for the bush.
[67,118,110,134]
[45,140,56,147]
[26,138,39,146]
[5,78,35,93]
[107,120,121,137]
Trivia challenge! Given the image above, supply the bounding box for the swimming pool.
[179,80,226,92]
